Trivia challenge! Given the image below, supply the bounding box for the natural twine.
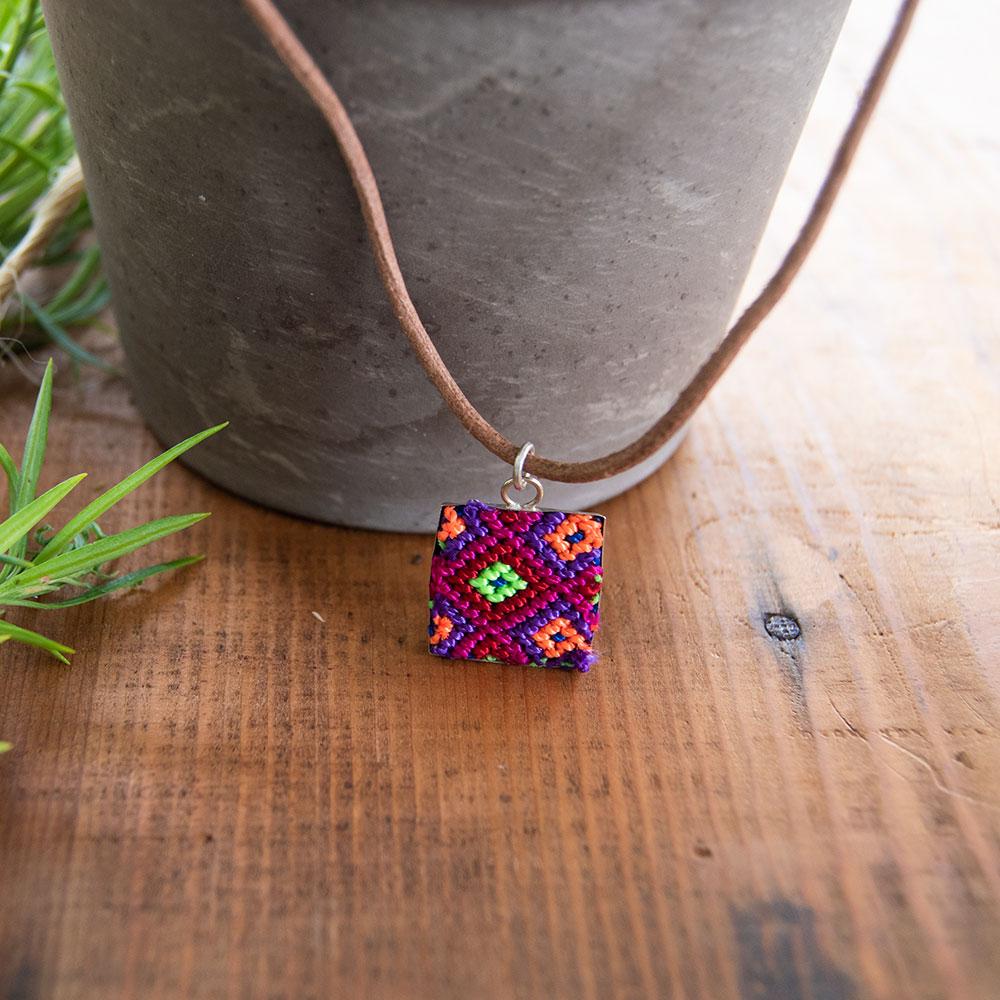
[0,155,85,309]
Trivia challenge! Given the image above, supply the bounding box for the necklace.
[240,0,919,670]
[428,445,606,671]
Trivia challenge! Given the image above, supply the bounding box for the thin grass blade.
[11,78,62,106]
[0,472,84,555]
[0,443,18,506]
[0,554,32,569]
[43,245,100,313]
[12,357,53,514]
[6,555,204,609]
[19,293,114,371]
[0,0,38,96]
[2,358,52,575]
[0,132,52,172]
[36,424,226,563]
[0,617,73,663]
[4,512,210,591]
[48,282,111,326]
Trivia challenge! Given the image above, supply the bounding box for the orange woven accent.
[436,505,466,542]
[429,614,454,645]
[544,513,604,562]
[532,617,589,659]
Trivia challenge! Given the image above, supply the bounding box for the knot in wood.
[764,614,801,641]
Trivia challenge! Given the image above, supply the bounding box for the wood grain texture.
[1,2,998,998]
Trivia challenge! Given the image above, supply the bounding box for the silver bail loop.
[500,442,544,510]
[513,441,533,491]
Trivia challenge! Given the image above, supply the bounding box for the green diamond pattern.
[469,560,528,603]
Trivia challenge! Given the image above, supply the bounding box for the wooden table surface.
[2,3,998,998]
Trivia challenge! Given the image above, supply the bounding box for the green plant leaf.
[0,443,18,504]
[0,617,73,663]
[13,357,52,513]
[0,1,107,367]
[0,471,84,554]
[0,131,52,172]
[19,292,114,371]
[0,0,38,98]
[0,741,12,753]
[42,245,100,313]
[2,357,52,574]
[35,423,227,563]
[0,553,32,569]
[2,511,210,593]
[5,555,204,609]
[12,77,60,106]
[47,281,110,326]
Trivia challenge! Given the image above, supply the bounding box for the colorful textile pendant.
[427,446,605,672]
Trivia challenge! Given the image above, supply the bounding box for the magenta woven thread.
[428,500,605,671]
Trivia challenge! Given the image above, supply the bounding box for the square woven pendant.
[428,500,605,671]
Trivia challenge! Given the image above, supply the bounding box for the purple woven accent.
[428,500,605,671]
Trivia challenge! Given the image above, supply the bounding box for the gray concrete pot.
[43,0,849,531]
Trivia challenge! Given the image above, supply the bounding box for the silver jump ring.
[500,474,544,511]
[513,442,534,491]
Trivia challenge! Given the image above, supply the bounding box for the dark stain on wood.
[731,899,856,1000]
[0,959,40,1000]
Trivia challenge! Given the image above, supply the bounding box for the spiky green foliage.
[0,0,108,365]
[0,360,226,666]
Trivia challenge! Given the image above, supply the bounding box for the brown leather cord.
[241,0,920,484]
